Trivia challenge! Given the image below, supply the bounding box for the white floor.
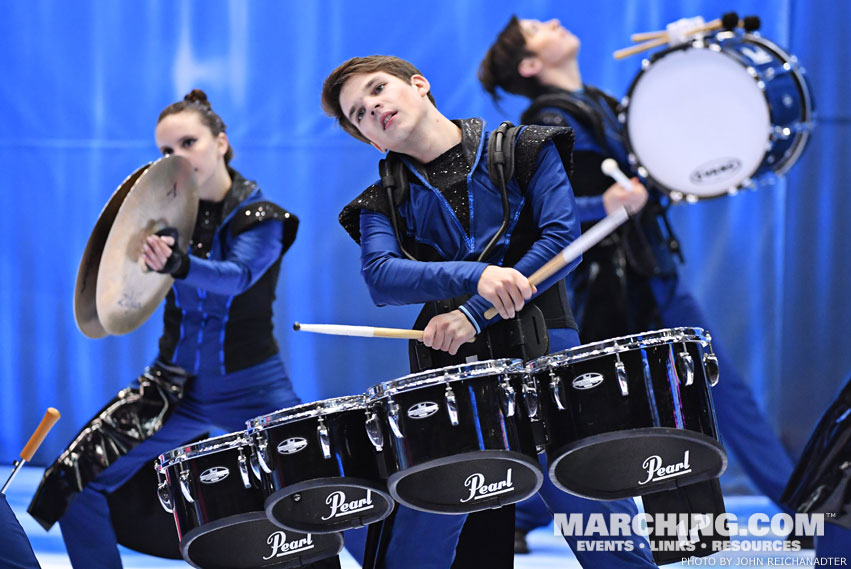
[3,465,820,568]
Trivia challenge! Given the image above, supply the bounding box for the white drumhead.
[627,47,771,197]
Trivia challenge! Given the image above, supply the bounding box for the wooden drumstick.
[629,18,723,42]
[293,322,424,340]
[483,207,631,320]
[614,37,669,60]
[2,408,61,494]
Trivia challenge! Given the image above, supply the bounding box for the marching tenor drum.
[527,328,726,500]
[622,31,813,201]
[366,359,543,514]
[247,395,395,533]
[156,432,343,569]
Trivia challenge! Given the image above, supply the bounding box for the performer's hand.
[422,310,476,356]
[143,234,176,272]
[602,178,648,215]
[477,266,536,319]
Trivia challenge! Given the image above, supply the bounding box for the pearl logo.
[263,531,315,560]
[460,468,514,503]
[407,402,439,419]
[200,466,229,484]
[638,451,692,485]
[572,372,604,390]
[277,437,308,455]
[321,489,375,520]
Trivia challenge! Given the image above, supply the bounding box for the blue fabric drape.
[1,0,848,469]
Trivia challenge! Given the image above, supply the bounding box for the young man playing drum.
[479,16,850,560]
[321,54,658,569]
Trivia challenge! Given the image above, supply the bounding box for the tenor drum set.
[154,327,725,568]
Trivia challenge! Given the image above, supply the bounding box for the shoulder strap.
[521,92,609,154]
[486,121,521,189]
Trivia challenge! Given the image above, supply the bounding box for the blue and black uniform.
[338,118,658,569]
[29,171,303,568]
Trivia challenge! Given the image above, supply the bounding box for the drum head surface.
[627,47,770,197]
[266,478,394,533]
[388,450,542,514]
[181,512,343,569]
[247,395,365,430]
[549,428,727,500]
[368,358,521,399]
[96,155,197,335]
[73,163,151,338]
[529,327,708,371]
[159,430,246,467]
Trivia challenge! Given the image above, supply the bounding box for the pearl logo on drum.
[638,451,692,486]
[199,466,229,484]
[407,401,439,419]
[572,372,604,390]
[277,437,308,455]
[262,531,314,560]
[460,468,514,503]
[321,489,375,520]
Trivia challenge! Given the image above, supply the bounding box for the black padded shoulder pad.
[514,125,575,190]
[230,201,299,254]
[338,184,391,245]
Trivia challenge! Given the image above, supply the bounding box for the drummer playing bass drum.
[478,15,847,560]
[28,90,338,569]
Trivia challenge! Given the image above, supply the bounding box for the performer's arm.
[358,212,488,306]
[459,140,581,332]
[180,220,285,295]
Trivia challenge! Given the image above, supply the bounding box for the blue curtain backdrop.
[1,0,848,482]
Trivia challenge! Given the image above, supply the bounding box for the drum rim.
[246,394,366,431]
[366,358,523,399]
[527,327,709,371]
[621,31,812,201]
[158,430,249,468]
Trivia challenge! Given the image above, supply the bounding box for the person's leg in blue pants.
[651,276,795,503]
[59,359,300,569]
[1,493,41,569]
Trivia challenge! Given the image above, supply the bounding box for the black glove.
[146,227,190,278]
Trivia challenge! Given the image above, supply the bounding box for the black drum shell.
[159,438,343,569]
[251,405,395,532]
[532,332,726,499]
[370,369,543,513]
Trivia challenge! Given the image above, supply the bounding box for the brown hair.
[321,55,437,144]
[479,16,542,102]
[158,89,234,164]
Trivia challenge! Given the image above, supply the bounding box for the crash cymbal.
[74,163,152,338]
[96,155,198,336]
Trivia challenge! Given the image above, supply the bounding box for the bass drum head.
[625,46,770,199]
[181,512,343,569]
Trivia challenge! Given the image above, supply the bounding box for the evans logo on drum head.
[572,373,604,390]
[200,466,229,484]
[407,402,439,419]
[277,437,308,455]
[690,158,742,185]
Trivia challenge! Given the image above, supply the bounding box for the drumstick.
[614,37,669,60]
[601,159,634,192]
[2,408,61,494]
[293,322,424,340]
[629,18,722,42]
[483,207,631,320]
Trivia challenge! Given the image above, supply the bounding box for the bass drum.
[622,31,813,201]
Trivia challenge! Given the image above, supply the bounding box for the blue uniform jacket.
[344,118,581,333]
